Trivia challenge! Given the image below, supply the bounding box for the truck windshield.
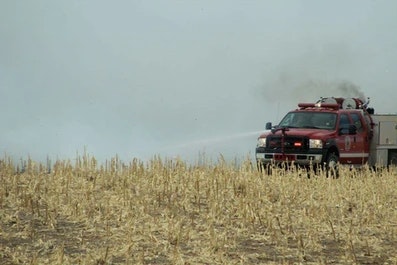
[278,112,337,130]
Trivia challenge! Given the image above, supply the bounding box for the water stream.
[159,130,264,155]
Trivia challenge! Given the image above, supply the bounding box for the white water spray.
[159,130,264,153]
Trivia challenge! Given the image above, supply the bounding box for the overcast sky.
[1,1,396,163]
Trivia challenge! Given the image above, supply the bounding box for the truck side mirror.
[339,124,357,135]
[265,122,272,130]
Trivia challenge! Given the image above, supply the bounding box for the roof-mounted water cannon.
[363,97,375,114]
[362,97,370,109]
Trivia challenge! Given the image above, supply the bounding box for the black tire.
[325,153,339,178]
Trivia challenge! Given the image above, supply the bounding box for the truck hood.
[258,128,334,139]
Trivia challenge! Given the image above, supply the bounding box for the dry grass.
[1,154,397,264]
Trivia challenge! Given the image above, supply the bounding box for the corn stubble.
[0,155,397,264]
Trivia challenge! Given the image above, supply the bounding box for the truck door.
[336,113,353,164]
[350,112,369,164]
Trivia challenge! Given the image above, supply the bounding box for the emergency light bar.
[298,103,340,110]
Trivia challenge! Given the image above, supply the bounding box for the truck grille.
[266,135,309,152]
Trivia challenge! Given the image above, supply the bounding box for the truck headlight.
[257,138,267,147]
[309,139,323,149]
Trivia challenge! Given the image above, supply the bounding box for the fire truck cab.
[256,97,397,172]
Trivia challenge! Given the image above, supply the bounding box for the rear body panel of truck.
[369,114,397,166]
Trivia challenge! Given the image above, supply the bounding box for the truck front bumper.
[256,152,323,166]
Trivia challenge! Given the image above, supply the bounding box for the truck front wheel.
[325,153,339,178]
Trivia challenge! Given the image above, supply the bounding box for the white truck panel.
[369,114,397,166]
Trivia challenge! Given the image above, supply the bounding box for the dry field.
[1,155,397,264]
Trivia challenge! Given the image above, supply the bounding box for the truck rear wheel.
[325,153,339,178]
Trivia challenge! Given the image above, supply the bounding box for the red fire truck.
[255,97,397,175]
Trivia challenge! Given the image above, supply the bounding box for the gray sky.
[1,1,396,163]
